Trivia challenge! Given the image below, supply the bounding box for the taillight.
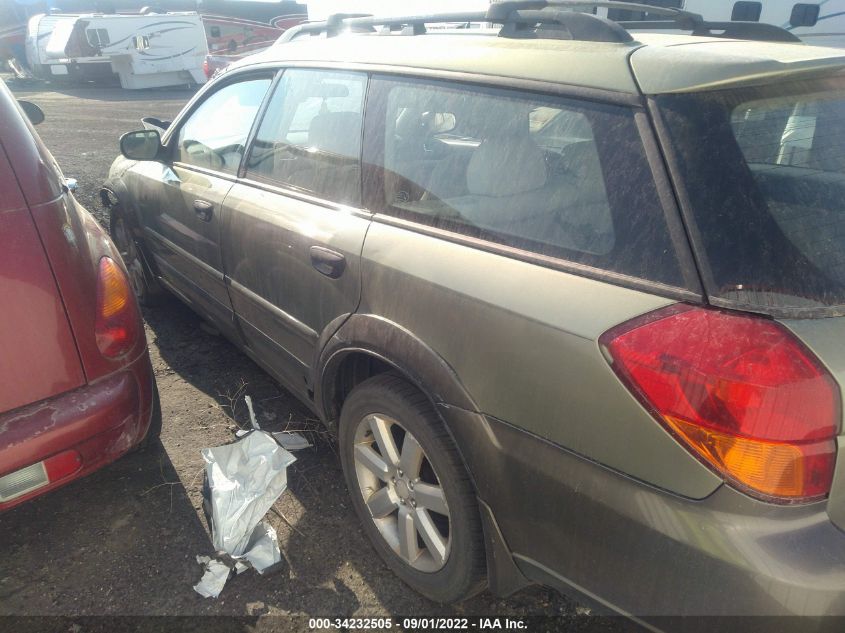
[203,59,211,79]
[94,256,140,358]
[600,304,840,503]
[0,451,82,502]
[44,450,83,482]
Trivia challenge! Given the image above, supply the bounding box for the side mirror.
[18,100,45,126]
[120,129,162,161]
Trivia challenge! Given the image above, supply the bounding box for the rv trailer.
[593,0,845,49]
[3,0,305,74]
[25,11,208,88]
[680,0,845,48]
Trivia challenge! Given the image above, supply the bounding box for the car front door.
[221,68,370,398]
[136,74,273,338]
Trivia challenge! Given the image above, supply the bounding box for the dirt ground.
[0,78,593,627]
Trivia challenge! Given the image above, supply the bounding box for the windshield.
[657,76,845,315]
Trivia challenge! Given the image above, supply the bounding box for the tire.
[109,207,163,306]
[339,373,486,603]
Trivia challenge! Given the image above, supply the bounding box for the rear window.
[657,76,845,314]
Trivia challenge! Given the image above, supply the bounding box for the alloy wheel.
[352,413,451,572]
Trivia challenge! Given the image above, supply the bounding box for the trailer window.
[606,0,683,21]
[732,2,762,22]
[86,29,110,47]
[791,4,821,27]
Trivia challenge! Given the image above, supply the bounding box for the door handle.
[310,246,346,279]
[193,199,213,222]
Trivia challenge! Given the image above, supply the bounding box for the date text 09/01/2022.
[308,617,529,629]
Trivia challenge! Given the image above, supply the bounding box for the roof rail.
[500,9,633,42]
[619,19,801,43]
[281,1,801,45]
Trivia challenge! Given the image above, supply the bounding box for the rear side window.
[174,77,271,174]
[657,77,845,312]
[245,68,366,205]
[363,76,685,287]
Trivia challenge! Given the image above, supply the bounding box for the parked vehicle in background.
[103,0,845,622]
[0,78,159,512]
[601,0,845,49]
[25,11,208,88]
[2,0,306,79]
[201,11,306,80]
[682,0,845,48]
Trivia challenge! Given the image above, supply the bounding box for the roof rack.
[285,1,801,45]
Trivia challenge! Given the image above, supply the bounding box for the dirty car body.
[103,2,845,621]
[0,78,158,511]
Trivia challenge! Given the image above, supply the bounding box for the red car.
[0,79,159,511]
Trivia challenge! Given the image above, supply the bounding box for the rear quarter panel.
[359,220,722,499]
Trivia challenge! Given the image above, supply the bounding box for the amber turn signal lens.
[664,416,835,500]
[94,257,140,358]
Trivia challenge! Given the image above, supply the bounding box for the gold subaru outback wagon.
[103,1,845,623]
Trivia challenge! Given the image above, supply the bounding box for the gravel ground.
[0,78,596,628]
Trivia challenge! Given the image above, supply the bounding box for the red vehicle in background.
[202,13,305,78]
[0,78,159,511]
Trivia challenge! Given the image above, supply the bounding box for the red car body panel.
[0,354,154,511]
[0,79,156,510]
[0,197,86,412]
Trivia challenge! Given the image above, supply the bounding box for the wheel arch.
[314,313,480,427]
[99,179,161,282]
[316,313,532,597]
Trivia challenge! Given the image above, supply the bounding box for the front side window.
[363,77,685,287]
[245,68,366,205]
[174,77,272,174]
[657,77,845,312]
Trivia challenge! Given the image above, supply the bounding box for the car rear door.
[134,73,273,338]
[221,68,370,398]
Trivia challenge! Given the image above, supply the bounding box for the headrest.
[466,134,547,197]
[307,111,361,157]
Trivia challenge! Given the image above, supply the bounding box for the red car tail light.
[43,450,83,481]
[94,256,140,358]
[203,58,211,79]
[0,451,82,502]
[600,304,840,503]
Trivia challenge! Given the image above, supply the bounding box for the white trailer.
[679,1,845,48]
[26,11,208,89]
[590,1,845,48]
